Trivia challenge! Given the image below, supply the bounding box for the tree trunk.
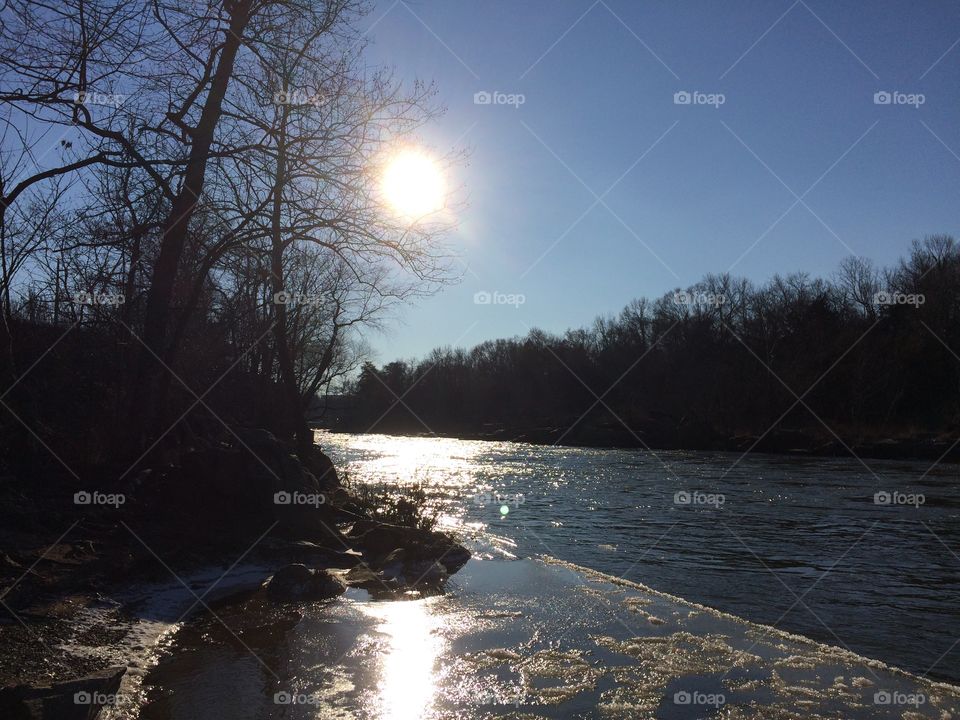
[130,0,252,449]
[0,208,15,381]
[269,103,313,457]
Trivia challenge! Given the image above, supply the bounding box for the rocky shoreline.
[0,429,470,719]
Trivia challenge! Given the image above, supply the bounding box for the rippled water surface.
[319,431,960,683]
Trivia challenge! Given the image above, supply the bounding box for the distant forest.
[336,235,960,456]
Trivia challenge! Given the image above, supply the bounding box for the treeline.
[343,235,960,453]
[0,0,453,473]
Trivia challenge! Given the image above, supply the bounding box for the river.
[319,431,960,684]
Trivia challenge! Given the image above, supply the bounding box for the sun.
[381,150,445,218]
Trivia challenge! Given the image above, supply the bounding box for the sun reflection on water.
[340,435,483,485]
[319,431,537,560]
[363,599,442,720]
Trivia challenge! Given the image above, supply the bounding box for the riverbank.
[132,557,960,718]
[0,430,470,717]
[6,430,959,718]
[4,502,958,717]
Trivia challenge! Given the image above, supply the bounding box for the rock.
[271,496,337,543]
[130,431,347,547]
[224,431,342,541]
[343,565,395,592]
[301,446,340,488]
[1,551,25,571]
[436,545,471,575]
[255,539,362,568]
[380,548,406,564]
[267,563,312,590]
[264,564,345,602]
[346,561,447,592]
[230,428,339,490]
[0,666,125,720]
[342,544,452,592]
[346,520,471,576]
[380,548,406,582]
[404,559,448,587]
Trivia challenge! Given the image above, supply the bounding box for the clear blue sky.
[359,0,960,363]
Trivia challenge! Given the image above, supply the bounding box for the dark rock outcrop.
[343,565,391,592]
[342,557,449,596]
[299,444,340,487]
[263,564,345,602]
[254,539,362,568]
[127,430,347,548]
[347,520,471,576]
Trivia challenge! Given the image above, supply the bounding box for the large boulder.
[403,559,449,587]
[343,564,396,593]
[342,554,449,595]
[376,547,449,587]
[130,431,346,547]
[300,445,340,488]
[230,428,338,487]
[347,520,471,575]
[264,563,345,602]
[227,430,343,542]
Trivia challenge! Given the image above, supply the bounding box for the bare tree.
[0,0,460,462]
[219,11,456,453]
[835,256,880,318]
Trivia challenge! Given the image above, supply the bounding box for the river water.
[319,431,960,684]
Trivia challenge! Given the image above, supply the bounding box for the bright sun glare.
[381,150,445,218]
